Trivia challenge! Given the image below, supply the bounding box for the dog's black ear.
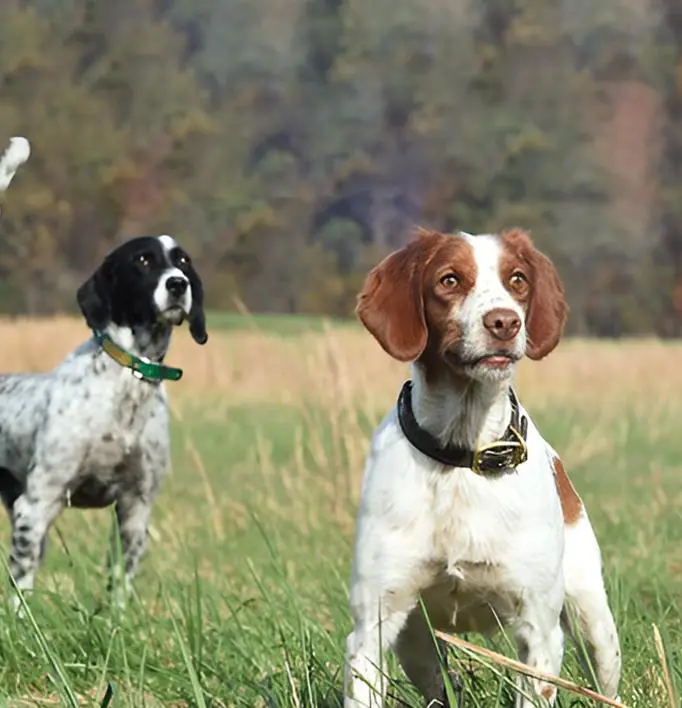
[77,266,111,332]
[187,265,208,345]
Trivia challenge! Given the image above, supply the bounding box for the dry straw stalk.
[435,630,629,708]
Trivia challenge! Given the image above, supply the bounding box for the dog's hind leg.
[561,513,621,700]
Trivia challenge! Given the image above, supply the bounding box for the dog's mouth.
[471,353,520,369]
[158,306,186,325]
[446,349,521,371]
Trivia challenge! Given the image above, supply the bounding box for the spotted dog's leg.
[106,403,168,608]
[107,441,166,607]
[108,405,169,607]
[9,471,65,611]
[107,489,154,608]
[0,469,48,593]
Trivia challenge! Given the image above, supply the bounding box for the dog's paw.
[9,591,27,620]
[440,671,464,708]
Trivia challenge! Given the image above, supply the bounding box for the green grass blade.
[164,590,207,708]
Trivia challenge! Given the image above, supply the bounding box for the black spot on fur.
[0,467,22,512]
[69,477,117,509]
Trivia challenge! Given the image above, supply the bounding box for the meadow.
[0,313,679,707]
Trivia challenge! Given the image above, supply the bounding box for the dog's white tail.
[0,136,30,193]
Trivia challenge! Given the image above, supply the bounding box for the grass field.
[0,314,679,707]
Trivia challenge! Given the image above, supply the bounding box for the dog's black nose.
[166,276,188,298]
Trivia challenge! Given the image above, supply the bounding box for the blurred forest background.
[1,0,681,336]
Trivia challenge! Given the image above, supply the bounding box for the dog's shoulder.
[55,338,100,377]
[518,407,583,525]
[357,407,428,511]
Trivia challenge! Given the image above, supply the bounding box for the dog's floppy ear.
[356,234,439,362]
[77,266,111,332]
[187,264,208,345]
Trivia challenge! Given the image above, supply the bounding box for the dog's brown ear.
[356,235,437,362]
[502,229,568,360]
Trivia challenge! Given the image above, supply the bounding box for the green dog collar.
[93,330,183,382]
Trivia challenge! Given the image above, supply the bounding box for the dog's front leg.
[562,516,621,700]
[108,425,166,607]
[9,480,64,611]
[345,603,410,708]
[107,491,153,607]
[513,596,564,707]
[345,558,434,708]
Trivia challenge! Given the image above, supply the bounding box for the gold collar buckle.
[471,426,528,475]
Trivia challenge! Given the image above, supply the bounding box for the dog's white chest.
[417,468,552,633]
[429,469,522,576]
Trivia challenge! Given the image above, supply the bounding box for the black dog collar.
[397,381,529,474]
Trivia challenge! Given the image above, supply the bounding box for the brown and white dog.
[344,228,621,707]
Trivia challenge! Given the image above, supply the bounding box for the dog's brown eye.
[509,271,527,287]
[177,254,189,266]
[136,254,150,268]
[440,273,459,289]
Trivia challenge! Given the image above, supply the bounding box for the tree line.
[1,0,680,336]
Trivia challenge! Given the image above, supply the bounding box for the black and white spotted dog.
[0,235,208,607]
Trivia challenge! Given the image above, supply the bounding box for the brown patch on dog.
[540,684,556,700]
[356,229,477,385]
[498,238,532,308]
[500,228,568,360]
[553,456,582,525]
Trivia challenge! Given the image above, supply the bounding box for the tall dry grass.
[2,316,681,410]
[3,315,681,494]
[5,315,679,534]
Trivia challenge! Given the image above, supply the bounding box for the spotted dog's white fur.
[345,228,621,707]
[0,235,207,607]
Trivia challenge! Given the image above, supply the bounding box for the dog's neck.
[409,364,514,450]
[102,322,173,363]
